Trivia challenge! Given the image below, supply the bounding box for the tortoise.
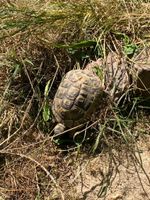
[52,53,130,134]
[52,62,105,134]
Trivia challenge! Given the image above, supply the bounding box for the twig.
[0,150,65,200]
[0,95,34,149]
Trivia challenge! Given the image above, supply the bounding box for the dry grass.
[0,0,150,199]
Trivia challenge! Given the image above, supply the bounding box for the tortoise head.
[54,123,65,135]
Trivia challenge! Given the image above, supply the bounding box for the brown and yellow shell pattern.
[52,69,104,134]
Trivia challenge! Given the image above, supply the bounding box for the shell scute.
[60,79,72,88]
[52,69,103,130]
[55,89,66,99]
[74,95,85,107]
[67,86,80,100]
[62,98,74,110]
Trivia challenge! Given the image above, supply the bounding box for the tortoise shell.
[52,69,104,133]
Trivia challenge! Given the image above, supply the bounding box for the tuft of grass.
[0,0,150,46]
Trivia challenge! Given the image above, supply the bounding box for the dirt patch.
[0,125,150,200]
[74,136,150,200]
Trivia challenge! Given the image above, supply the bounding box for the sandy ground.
[73,136,150,200]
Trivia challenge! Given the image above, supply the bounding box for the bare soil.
[75,136,150,200]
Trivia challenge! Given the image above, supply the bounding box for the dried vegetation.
[0,0,150,199]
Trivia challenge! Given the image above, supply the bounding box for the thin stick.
[0,150,65,200]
